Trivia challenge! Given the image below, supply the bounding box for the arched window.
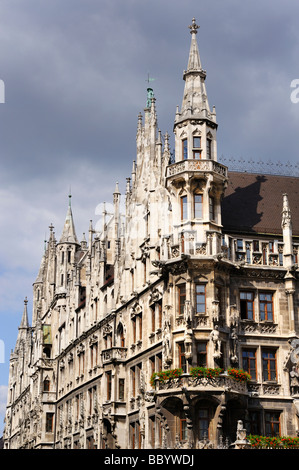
[43,378,50,392]
[117,322,125,347]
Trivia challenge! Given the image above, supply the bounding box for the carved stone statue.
[210,325,222,359]
[290,366,299,396]
[183,300,192,325]
[230,327,238,363]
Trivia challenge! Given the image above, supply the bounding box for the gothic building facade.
[3,19,299,449]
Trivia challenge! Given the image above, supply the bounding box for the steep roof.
[221,171,299,237]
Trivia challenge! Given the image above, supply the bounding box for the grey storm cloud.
[1,0,299,434]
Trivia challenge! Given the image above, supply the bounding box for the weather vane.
[189,17,199,34]
[146,73,155,85]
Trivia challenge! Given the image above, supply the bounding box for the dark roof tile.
[221,172,299,237]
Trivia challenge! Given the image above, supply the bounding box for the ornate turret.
[179,18,216,126]
[56,194,80,292]
[166,19,228,257]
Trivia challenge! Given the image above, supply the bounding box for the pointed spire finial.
[189,17,199,35]
[114,181,120,195]
[19,297,29,329]
[58,195,79,245]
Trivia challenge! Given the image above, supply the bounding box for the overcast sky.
[1,0,299,434]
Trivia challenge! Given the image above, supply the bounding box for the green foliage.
[189,367,223,378]
[150,367,252,388]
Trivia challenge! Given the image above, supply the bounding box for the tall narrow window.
[178,284,186,316]
[262,349,277,382]
[193,136,201,159]
[158,301,162,329]
[157,353,162,372]
[46,413,54,433]
[198,409,210,440]
[253,240,259,252]
[206,138,212,159]
[119,378,125,401]
[195,284,206,314]
[246,242,251,264]
[151,305,155,332]
[139,314,143,341]
[131,367,136,397]
[181,195,188,220]
[194,193,203,219]
[178,342,186,372]
[143,259,146,284]
[242,349,257,381]
[132,317,136,343]
[240,292,254,320]
[106,371,112,400]
[262,244,267,264]
[237,239,243,251]
[180,418,188,441]
[88,388,93,415]
[182,139,188,160]
[209,197,215,221]
[246,411,261,436]
[196,342,207,367]
[265,412,280,437]
[259,293,273,322]
[149,356,155,378]
[43,378,50,392]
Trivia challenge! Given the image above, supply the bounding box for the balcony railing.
[154,372,248,395]
[101,347,127,364]
[166,159,228,179]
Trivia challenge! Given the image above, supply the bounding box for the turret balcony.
[153,369,249,397]
[166,159,228,180]
[101,347,127,364]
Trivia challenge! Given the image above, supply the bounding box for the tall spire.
[186,18,201,72]
[179,17,215,122]
[19,297,29,329]
[59,193,79,245]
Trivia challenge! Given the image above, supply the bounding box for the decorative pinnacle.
[189,17,199,34]
[69,186,72,207]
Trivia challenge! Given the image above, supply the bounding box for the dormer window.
[193,136,202,159]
